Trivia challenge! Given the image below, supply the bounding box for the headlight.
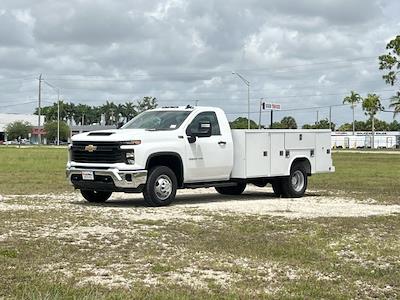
[125,151,135,164]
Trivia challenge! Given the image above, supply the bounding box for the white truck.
[66,106,334,206]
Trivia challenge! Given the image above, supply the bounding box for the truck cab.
[67,106,334,206]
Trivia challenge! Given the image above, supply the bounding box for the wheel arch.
[146,152,184,187]
[289,157,312,175]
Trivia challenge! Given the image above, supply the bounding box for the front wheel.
[81,190,112,203]
[143,166,177,207]
[281,164,308,198]
[215,183,246,195]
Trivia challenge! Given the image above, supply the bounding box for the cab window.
[187,112,221,136]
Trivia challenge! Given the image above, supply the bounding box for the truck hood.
[71,128,180,143]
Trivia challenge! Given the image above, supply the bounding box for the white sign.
[261,102,281,110]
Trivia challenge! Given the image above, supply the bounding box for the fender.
[286,155,312,175]
[145,151,185,186]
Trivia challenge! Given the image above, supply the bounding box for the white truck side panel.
[245,132,270,177]
[270,132,287,176]
[315,132,332,172]
[231,130,246,178]
[285,132,315,150]
[231,129,332,179]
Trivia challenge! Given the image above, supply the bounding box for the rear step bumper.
[66,167,147,189]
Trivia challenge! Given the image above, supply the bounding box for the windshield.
[122,110,191,130]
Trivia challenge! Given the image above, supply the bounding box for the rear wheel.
[215,183,246,195]
[81,190,112,203]
[143,166,177,207]
[281,163,308,198]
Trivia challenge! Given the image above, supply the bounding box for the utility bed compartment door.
[245,132,270,177]
[285,132,315,150]
[315,132,332,172]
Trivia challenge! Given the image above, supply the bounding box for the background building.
[332,131,400,149]
[0,113,43,143]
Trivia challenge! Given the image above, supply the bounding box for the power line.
[41,56,379,82]
[0,100,38,108]
[41,55,378,79]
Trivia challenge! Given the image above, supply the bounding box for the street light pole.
[43,79,61,145]
[57,89,60,146]
[38,74,42,144]
[232,72,250,129]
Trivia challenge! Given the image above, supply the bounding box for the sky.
[0,0,399,126]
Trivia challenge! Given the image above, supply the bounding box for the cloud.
[0,0,398,126]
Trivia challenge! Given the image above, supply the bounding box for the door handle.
[218,141,227,145]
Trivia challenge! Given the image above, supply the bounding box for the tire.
[143,166,177,207]
[215,183,246,195]
[81,190,112,203]
[281,163,308,198]
[271,179,283,197]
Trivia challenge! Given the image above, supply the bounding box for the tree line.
[35,96,157,126]
[229,116,400,131]
[4,97,158,142]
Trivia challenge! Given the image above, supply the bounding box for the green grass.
[0,147,399,298]
[0,147,72,194]
[0,205,398,299]
[0,147,399,202]
[309,152,400,203]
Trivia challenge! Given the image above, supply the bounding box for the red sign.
[31,128,46,135]
[261,102,281,110]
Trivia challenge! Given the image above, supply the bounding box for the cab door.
[184,111,232,182]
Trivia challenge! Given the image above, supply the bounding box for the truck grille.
[71,141,124,163]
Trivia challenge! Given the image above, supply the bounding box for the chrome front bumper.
[66,167,147,189]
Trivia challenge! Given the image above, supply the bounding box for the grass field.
[310,152,400,204]
[0,147,399,203]
[0,147,399,299]
[0,147,71,195]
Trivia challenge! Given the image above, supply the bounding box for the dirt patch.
[2,186,400,219]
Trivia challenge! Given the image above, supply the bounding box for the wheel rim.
[291,170,305,192]
[154,174,172,200]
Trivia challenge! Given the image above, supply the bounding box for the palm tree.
[362,93,384,148]
[123,101,137,121]
[389,92,400,118]
[75,104,92,125]
[100,101,118,125]
[343,91,362,135]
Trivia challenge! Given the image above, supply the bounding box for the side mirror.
[195,121,212,137]
[187,121,212,143]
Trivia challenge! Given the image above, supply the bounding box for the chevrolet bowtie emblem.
[84,144,97,152]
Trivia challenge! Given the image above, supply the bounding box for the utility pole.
[247,83,250,129]
[372,117,375,149]
[329,106,332,131]
[194,100,199,106]
[38,74,42,144]
[316,110,319,124]
[57,89,60,146]
[270,110,274,128]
